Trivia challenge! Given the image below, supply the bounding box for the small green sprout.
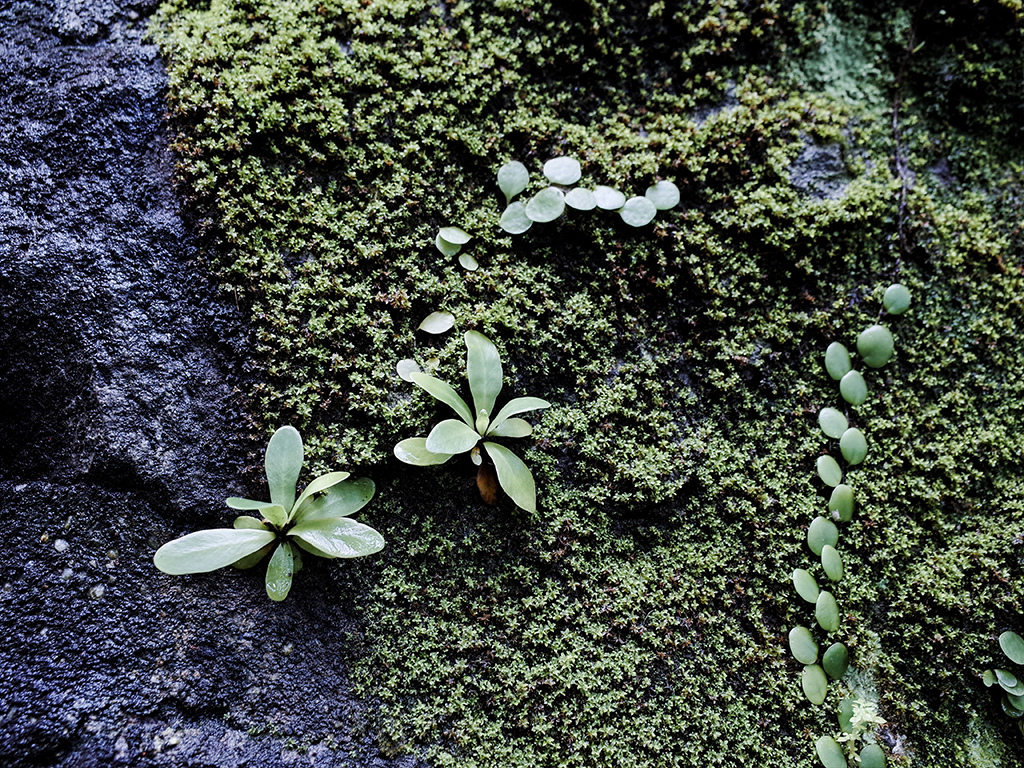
[394,331,550,512]
[835,696,887,765]
[154,427,384,601]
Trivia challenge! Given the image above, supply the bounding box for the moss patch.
[153,0,1024,764]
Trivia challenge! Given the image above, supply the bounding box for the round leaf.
[426,418,482,455]
[793,568,820,603]
[645,180,680,210]
[883,283,911,315]
[498,160,530,202]
[1009,692,1024,711]
[418,311,455,334]
[983,669,997,687]
[435,232,461,257]
[815,735,847,768]
[543,156,582,185]
[1000,631,1024,665]
[154,529,277,575]
[840,370,867,406]
[857,324,895,368]
[825,342,851,380]
[593,186,626,210]
[822,642,849,678]
[397,359,421,382]
[265,542,294,602]
[289,517,385,559]
[996,668,1024,695]
[815,591,841,632]
[525,187,566,223]
[840,428,868,465]
[802,665,828,705]
[808,516,839,556]
[499,202,534,234]
[859,743,887,768]
[394,437,453,466]
[829,484,855,521]
[821,545,844,582]
[564,187,597,210]
[439,226,471,245]
[459,253,479,271]
[789,626,819,665]
[620,196,657,227]
[817,455,842,487]
[818,407,848,439]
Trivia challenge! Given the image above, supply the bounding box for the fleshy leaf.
[483,441,536,512]
[233,515,266,530]
[857,324,895,368]
[498,160,529,203]
[294,478,376,523]
[824,342,851,380]
[817,455,842,487]
[593,186,626,210]
[426,419,481,455]
[815,736,846,768]
[394,437,454,466]
[291,471,351,521]
[543,156,582,185]
[265,542,294,601]
[438,226,471,245]
[815,591,841,632]
[265,426,303,513]
[802,664,828,705]
[620,196,657,227]
[231,542,274,570]
[465,331,503,428]
[818,407,848,439]
[645,180,680,210]
[258,504,287,529]
[435,232,461,257]
[564,188,596,210]
[793,568,819,603]
[525,187,565,223]
[859,744,887,768]
[1001,631,1024,665]
[489,396,551,431]
[418,311,455,334]
[397,359,421,382]
[409,372,473,426]
[499,202,533,234]
[289,517,385,559]
[789,626,818,665]
[488,418,532,438]
[459,253,479,271]
[226,497,277,511]
[154,529,276,575]
[883,283,911,315]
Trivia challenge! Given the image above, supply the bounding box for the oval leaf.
[233,515,267,530]
[543,156,581,185]
[839,697,855,732]
[1000,631,1024,665]
[438,226,471,245]
[289,517,385,559]
[593,186,626,210]
[793,568,820,603]
[789,626,819,665]
[409,372,473,426]
[859,743,887,768]
[488,417,532,438]
[498,160,530,203]
[857,324,895,368]
[394,437,454,466]
[883,283,911,315]
[829,484,855,522]
[525,187,566,223]
[840,428,868,465]
[821,545,844,582]
[465,330,503,427]
[840,370,867,406]
[645,180,680,210]
[825,342,851,381]
[435,232,461,257]
[822,642,849,679]
[489,396,551,431]
[459,253,479,271]
[500,202,534,234]
[295,477,376,523]
[620,196,657,227]
[265,426,303,513]
[815,735,847,768]
[818,407,848,439]
[265,542,294,602]
[154,529,276,575]
[817,455,842,487]
[483,441,536,513]
[808,516,839,556]
[418,311,455,335]
[397,358,421,382]
[802,664,828,705]
[564,187,597,210]
[815,591,841,632]
[426,418,481,455]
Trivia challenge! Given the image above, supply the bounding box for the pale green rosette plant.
[395,331,550,513]
[154,426,384,601]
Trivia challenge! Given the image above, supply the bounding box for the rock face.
[0,2,409,765]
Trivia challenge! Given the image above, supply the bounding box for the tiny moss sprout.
[982,630,1024,732]
[394,330,550,512]
[154,427,384,601]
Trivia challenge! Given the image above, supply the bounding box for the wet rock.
[788,135,852,200]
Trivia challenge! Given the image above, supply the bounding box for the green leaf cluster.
[983,631,1024,732]
[154,427,384,600]
[395,331,549,512]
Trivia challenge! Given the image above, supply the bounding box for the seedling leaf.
[543,156,581,185]
[265,542,294,601]
[620,196,657,227]
[426,418,482,455]
[438,226,471,245]
[265,426,303,512]
[435,232,461,257]
[1002,632,1024,665]
[645,180,680,210]
[483,441,537,512]
[459,253,479,271]
[154,529,276,575]
[525,187,566,223]
[564,188,597,210]
[396,358,421,382]
[500,202,533,234]
[418,311,455,334]
[498,160,529,203]
[593,186,626,210]
[394,437,454,466]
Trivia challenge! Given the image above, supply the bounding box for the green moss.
[153,0,1024,764]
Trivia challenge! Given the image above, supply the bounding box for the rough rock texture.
[0,2,405,766]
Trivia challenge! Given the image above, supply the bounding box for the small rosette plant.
[395,331,550,512]
[154,426,384,601]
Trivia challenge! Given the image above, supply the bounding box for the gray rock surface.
[0,2,412,765]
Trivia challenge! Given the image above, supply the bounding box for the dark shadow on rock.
[0,2,420,766]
